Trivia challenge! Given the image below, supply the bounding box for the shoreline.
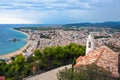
[10,28,30,37]
[0,28,31,59]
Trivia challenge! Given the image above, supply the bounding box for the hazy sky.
[0,0,120,24]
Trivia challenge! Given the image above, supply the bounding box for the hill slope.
[63,22,120,29]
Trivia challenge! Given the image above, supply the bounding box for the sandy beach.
[0,29,31,59]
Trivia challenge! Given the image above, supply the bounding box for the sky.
[0,0,120,24]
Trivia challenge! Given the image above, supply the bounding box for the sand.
[0,29,31,59]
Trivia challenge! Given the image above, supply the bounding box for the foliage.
[118,54,120,74]
[0,43,85,80]
[63,22,120,29]
[0,54,33,80]
[94,36,110,39]
[105,44,120,52]
[57,63,118,80]
[40,33,51,39]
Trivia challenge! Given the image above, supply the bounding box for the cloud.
[0,0,101,11]
[0,17,36,24]
[0,0,120,24]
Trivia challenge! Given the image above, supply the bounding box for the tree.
[71,57,76,80]
[34,49,43,60]
[0,61,7,76]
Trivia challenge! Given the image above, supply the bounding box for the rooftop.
[74,45,119,77]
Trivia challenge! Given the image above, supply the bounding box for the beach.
[0,29,31,59]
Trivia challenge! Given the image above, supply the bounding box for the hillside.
[63,22,120,29]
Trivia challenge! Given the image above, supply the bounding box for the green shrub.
[57,64,117,80]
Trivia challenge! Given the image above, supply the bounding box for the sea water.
[0,26,27,55]
[0,24,49,55]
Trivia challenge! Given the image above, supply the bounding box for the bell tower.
[86,34,95,55]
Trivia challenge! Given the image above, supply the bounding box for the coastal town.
[0,26,120,80]
[0,26,120,63]
[20,26,120,53]
[0,0,120,79]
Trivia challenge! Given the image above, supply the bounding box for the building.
[74,34,119,77]
[86,34,95,55]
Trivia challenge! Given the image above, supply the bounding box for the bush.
[57,64,117,80]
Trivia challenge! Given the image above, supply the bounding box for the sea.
[0,24,48,55]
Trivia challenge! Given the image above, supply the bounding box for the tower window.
[88,42,91,48]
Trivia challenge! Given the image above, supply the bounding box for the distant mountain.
[63,22,120,29]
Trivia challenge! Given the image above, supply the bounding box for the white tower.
[86,34,95,55]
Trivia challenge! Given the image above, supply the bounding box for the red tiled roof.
[74,47,104,67]
[74,46,119,77]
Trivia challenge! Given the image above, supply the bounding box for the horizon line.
[0,21,120,25]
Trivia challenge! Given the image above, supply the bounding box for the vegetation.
[14,26,63,31]
[0,43,85,80]
[0,54,33,80]
[105,44,120,52]
[63,22,120,29]
[94,36,110,39]
[57,63,118,80]
[118,54,120,74]
[40,33,51,39]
